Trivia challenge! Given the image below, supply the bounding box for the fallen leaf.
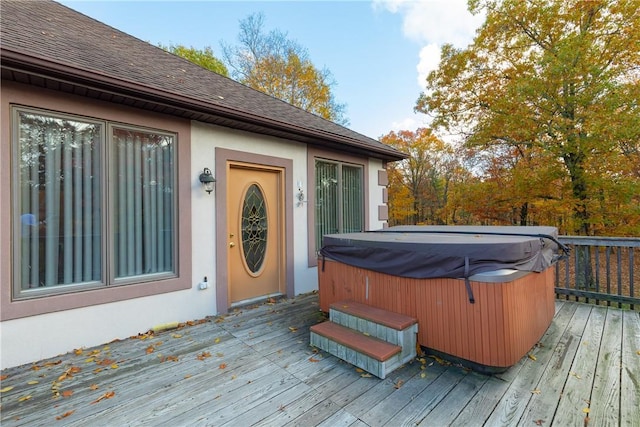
[214,338,221,344]
[30,365,41,371]
[288,326,298,332]
[27,380,39,385]
[62,390,74,398]
[636,350,640,356]
[528,354,537,361]
[420,372,426,378]
[45,360,62,367]
[184,375,192,379]
[146,346,155,354]
[172,334,182,338]
[85,358,96,363]
[93,368,103,374]
[110,364,119,369]
[394,380,404,389]
[89,384,99,390]
[196,352,211,361]
[219,363,227,369]
[355,368,364,373]
[74,348,83,355]
[18,395,32,402]
[56,410,76,420]
[0,386,14,393]
[97,359,115,366]
[91,391,115,404]
[308,357,320,363]
[534,420,545,426]
[582,408,590,414]
[361,373,372,378]
[571,371,582,379]
[0,375,8,380]
[531,389,541,394]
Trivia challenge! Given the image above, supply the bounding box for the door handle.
[229,242,236,248]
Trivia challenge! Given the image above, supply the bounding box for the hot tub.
[318,226,565,372]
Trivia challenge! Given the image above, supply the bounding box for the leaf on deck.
[56,410,76,420]
[528,354,537,361]
[62,390,74,398]
[531,389,541,394]
[308,357,320,363]
[91,391,115,404]
[0,386,14,393]
[18,395,32,402]
[394,379,404,389]
[89,384,99,390]
[219,363,227,369]
[196,352,211,361]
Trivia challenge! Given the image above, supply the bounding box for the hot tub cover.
[320,225,565,280]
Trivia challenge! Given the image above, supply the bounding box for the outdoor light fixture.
[199,167,216,194]
[296,180,305,207]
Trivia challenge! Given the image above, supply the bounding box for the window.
[314,159,363,251]
[13,107,176,299]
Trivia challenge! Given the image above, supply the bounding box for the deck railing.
[556,236,640,310]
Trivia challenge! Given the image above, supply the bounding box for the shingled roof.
[1,0,405,161]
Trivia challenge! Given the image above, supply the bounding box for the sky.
[59,0,484,141]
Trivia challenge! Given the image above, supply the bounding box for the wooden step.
[310,321,401,361]
[330,300,417,331]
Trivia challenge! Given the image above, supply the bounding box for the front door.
[227,163,285,304]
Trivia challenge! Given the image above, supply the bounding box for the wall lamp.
[199,167,216,194]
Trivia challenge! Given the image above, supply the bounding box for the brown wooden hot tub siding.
[318,258,556,370]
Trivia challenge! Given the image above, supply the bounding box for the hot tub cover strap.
[464,257,475,304]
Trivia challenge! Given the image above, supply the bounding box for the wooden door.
[227,164,285,304]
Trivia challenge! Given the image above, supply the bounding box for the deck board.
[1,293,637,426]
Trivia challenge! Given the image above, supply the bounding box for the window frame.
[11,106,179,300]
[306,147,369,267]
[1,82,192,321]
[313,158,364,252]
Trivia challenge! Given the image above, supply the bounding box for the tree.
[417,0,640,236]
[381,128,459,225]
[159,44,228,76]
[221,13,348,125]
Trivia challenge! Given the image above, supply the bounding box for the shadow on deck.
[1,293,638,426]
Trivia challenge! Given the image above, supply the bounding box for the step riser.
[310,332,402,379]
[329,308,418,366]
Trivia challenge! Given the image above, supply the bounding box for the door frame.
[215,147,294,314]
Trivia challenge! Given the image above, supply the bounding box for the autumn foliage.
[386,0,639,236]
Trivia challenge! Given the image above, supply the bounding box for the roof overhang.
[1,49,407,162]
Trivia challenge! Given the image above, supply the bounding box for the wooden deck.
[1,293,638,426]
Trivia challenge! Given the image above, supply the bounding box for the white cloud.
[417,43,440,90]
[373,0,484,132]
[374,0,483,47]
